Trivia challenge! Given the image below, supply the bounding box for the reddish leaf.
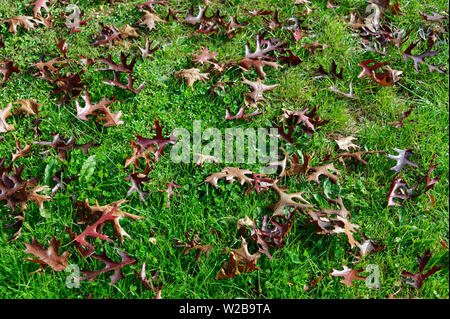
[401,249,443,290]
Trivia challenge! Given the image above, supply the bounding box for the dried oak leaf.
[24,236,69,271]
[387,174,416,207]
[313,60,343,80]
[242,77,278,104]
[306,163,342,184]
[216,237,261,279]
[103,72,145,94]
[134,262,163,298]
[389,105,414,128]
[161,180,181,208]
[282,106,329,136]
[239,57,278,79]
[302,42,328,54]
[401,249,442,290]
[12,99,41,117]
[356,233,385,259]
[3,212,25,243]
[194,153,219,167]
[76,90,123,127]
[426,154,439,192]
[138,39,159,59]
[262,9,283,30]
[139,10,166,31]
[283,151,314,177]
[136,1,168,13]
[32,56,69,82]
[80,249,138,285]
[245,173,274,195]
[0,103,15,133]
[73,206,119,255]
[173,230,213,263]
[26,0,51,17]
[420,12,447,21]
[135,118,177,162]
[174,68,209,87]
[125,172,151,202]
[225,15,248,38]
[52,73,85,105]
[245,33,285,59]
[336,150,385,166]
[307,196,360,248]
[75,199,144,244]
[184,5,223,25]
[0,162,50,212]
[251,211,297,258]
[332,265,366,287]
[97,53,137,74]
[11,140,33,163]
[270,182,311,218]
[403,40,441,72]
[65,8,91,34]
[1,60,20,85]
[50,169,78,196]
[192,47,218,65]
[90,23,121,47]
[328,82,357,99]
[205,167,254,188]
[34,134,99,160]
[387,148,418,173]
[335,136,360,152]
[225,106,263,121]
[3,16,37,34]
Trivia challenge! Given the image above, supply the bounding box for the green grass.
[0,0,448,299]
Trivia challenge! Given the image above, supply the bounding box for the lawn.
[0,0,448,299]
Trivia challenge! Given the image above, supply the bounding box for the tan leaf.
[174,68,209,87]
[24,236,69,271]
[0,103,15,133]
[242,77,278,104]
[205,167,254,188]
[13,99,42,116]
[335,136,360,152]
[194,153,220,167]
[271,182,311,217]
[3,16,37,34]
[306,163,341,184]
[139,10,166,31]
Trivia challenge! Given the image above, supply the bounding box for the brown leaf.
[3,16,37,34]
[270,182,311,218]
[216,237,261,279]
[12,99,41,117]
[0,103,14,133]
[1,60,20,85]
[306,163,341,184]
[173,230,212,263]
[242,77,278,104]
[24,236,69,271]
[192,47,218,65]
[139,10,166,30]
[174,68,209,87]
[331,265,366,287]
[205,167,254,188]
[239,57,278,79]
